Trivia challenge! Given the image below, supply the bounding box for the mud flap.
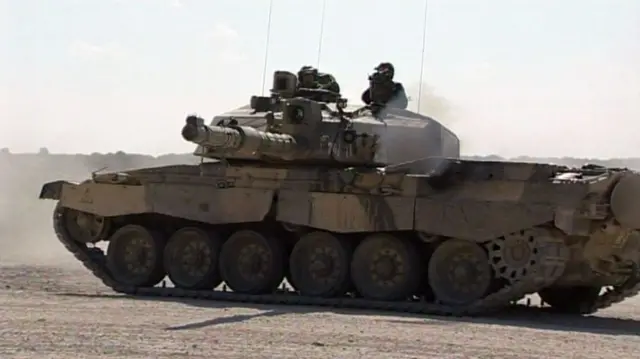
[39,180,75,200]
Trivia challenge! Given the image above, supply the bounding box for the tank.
[38,70,640,316]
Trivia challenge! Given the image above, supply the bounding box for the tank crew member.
[361,62,408,110]
[297,65,341,96]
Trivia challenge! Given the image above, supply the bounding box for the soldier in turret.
[296,66,341,102]
[361,62,408,111]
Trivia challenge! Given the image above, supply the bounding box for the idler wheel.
[106,224,166,287]
[289,231,352,297]
[219,230,285,294]
[56,204,110,243]
[538,286,601,314]
[164,227,223,290]
[428,239,493,305]
[351,234,422,301]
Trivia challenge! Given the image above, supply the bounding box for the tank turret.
[182,71,384,167]
[189,70,461,168]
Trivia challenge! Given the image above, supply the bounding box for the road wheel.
[219,230,285,294]
[428,239,493,305]
[289,231,352,297]
[164,227,223,290]
[106,224,166,287]
[351,234,422,301]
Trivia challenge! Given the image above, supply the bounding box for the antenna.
[260,0,275,95]
[316,0,327,68]
[416,0,429,113]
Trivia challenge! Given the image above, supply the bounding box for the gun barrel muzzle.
[181,115,298,158]
[181,116,243,149]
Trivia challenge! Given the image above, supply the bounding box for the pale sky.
[1,0,638,158]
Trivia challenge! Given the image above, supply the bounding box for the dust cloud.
[0,155,73,267]
[0,151,196,267]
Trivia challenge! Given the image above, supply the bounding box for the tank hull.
[38,160,640,316]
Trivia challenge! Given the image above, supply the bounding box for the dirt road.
[0,263,638,359]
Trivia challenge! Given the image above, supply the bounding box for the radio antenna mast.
[316,0,327,68]
[417,0,429,113]
[260,0,275,95]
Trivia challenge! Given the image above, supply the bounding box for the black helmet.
[374,62,395,79]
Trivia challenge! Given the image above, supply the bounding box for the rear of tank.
[558,169,640,285]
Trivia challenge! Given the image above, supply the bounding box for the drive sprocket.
[486,228,541,284]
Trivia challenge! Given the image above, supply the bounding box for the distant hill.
[1,150,639,181]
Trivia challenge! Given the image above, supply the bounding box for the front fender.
[38,180,76,200]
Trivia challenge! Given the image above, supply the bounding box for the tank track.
[51,205,639,317]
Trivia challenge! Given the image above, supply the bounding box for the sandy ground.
[0,259,639,359]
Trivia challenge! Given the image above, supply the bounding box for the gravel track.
[0,263,639,359]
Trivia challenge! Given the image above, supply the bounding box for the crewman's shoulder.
[319,72,336,79]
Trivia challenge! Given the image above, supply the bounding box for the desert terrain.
[1,151,639,358]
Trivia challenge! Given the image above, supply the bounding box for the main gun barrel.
[182,116,244,149]
[182,115,298,159]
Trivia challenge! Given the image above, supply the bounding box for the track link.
[573,273,640,314]
[51,205,639,316]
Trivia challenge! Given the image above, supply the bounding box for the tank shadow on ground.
[164,310,285,330]
[383,310,640,337]
[56,292,640,336]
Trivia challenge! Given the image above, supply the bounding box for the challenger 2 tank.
[38,70,640,316]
